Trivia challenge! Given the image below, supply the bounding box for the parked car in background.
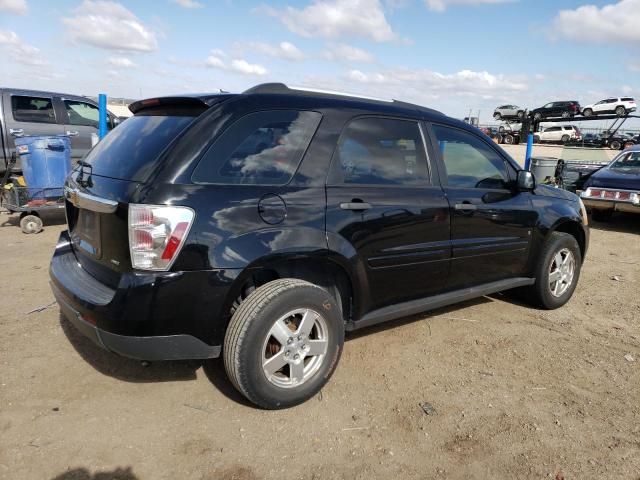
[493,105,524,121]
[581,133,603,146]
[50,83,589,409]
[582,97,636,117]
[0,88,120,173]
[581,145,640,221]
[534,125,582,144]
[530,101,581,121]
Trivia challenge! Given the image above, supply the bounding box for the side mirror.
[517,170,536,191]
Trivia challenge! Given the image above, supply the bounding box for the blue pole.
[524,133,534,171]
[98,93,108,140]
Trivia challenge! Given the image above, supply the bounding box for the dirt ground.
[1,207,639,480]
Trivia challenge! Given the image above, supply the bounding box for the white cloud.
[323,43,375,63]
[0,0,27,14]
[63,1,158,52]
[170,0,203,7]
[108,56,137,68]
[237,41,305,61]
[550,0,640,45]
[425,0,514,11]
[260,0,398,43]
[0,29,48,66]
[345,67,527,99]
[629,61,640,72]
[205,51,267,76]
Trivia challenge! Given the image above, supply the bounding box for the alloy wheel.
[548,248,575,298]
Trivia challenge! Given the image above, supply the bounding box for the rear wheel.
[561,134,570,144]
[517,111,524,119]
[615,106,626,116]
[224,279,344,409]
[522,232,581,309]
[19,214,43,234]
[610,140,622,150]
[562,111,571,118]
[534,113,542,121]
[591,209,613,222]
[504,134,514,145]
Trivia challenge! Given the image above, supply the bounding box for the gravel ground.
[0,206,638,480]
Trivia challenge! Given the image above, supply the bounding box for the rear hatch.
[65,97,223,286]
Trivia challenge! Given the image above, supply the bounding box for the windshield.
[609,151,640,173]
[81,115,196,181]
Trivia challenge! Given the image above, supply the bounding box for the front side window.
[432,124,511,190]
[333,117,428,185]
[64,100,99,127]
[11,95,56,124]
[193,110,321,185]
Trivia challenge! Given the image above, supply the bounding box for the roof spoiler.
[129,94,233,114]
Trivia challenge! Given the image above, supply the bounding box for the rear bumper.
[582,198,640,214]
[50,231,239,361]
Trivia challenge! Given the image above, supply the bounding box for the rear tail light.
[128,204,195,271]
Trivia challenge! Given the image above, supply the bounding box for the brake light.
[128,204,195,271]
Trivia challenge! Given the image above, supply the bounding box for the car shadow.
[59,313,200,383]
[50,466,138,480]
[589,213,640,235]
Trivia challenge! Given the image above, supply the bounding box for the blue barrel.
[14,136,71,198]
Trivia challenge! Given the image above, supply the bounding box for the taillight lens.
[128,204,195,271]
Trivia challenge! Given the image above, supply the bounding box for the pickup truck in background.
[0,88,120,173]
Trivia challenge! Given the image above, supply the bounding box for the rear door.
[2,92,65,167]
[61,98,101,161]
[325,116,450,315]
[427,122,535,290]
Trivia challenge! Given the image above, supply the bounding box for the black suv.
[530,101,581,121]
[50,84,589,409]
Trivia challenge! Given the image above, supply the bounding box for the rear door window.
[11,95,57,124]
[192,110,321,185]
[331,117,429,185]
[82,114,196,181]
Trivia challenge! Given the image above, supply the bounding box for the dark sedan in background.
[530,101,581,120]
[580,145,640,221]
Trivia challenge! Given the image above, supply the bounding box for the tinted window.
[64,100,99,127]
[432,124,510,189]
[193,110,321,185]
[11,95,56,124]
[82,115,195,181]
[334,117,428,185]
[621,97,634,102]
[546,127,561,132]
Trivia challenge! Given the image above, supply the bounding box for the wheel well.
[229,258,353,323]
[552,221,585,260]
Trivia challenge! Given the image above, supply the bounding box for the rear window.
[622,97,634,102]
[192,110,321,185]
[82,115,195,181]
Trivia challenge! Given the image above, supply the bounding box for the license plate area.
[71,209,102,258]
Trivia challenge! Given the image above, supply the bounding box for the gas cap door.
[258,193,287,225]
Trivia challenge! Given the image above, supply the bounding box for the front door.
[2,93,65,170]
[325,116,450,318]
[427,123,536,291]
[61,98,101,161]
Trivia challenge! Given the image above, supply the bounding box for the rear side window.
[82,115,195,181]
[11,95,56,124]
[333,117,428,185]
[193,110,321,185]
[432,124,511,190]
[622,97,634,102]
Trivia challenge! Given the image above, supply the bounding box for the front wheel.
[610,140,622,150]
[494,113,502,120]
[615,106,626,116]
[583,108,593,117]
[562,111,571,118]
[224,279,344,409]
[523,232,582,309]
[534,113,542,121]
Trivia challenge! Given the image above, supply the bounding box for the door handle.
[340,202,372,211]
[9,128,24,137]
[454,203,477,211]
[66,130,79,136]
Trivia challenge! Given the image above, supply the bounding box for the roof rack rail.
[243,83,392,103]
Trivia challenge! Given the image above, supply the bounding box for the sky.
[0,0,639,125]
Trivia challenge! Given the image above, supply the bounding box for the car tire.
[615,106,626,116]
[534,113,542,121]
[610,140,622,150]
[494,113,502,120]
[517,111,524,119]
[524,232,582,310]
[591,209,613,222]
[19,214,43,234]
[223,278,344,409]
[561,134,570,144]
[533,135,540,144]
[562,111,570,118]
[583,108,593,117]
[504,134,514,145]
